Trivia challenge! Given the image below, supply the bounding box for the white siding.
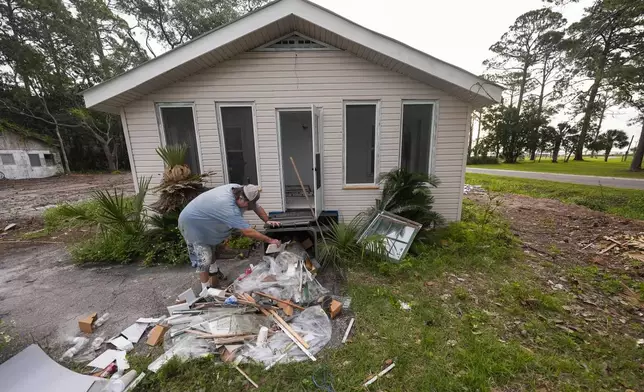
[123,50,470,224]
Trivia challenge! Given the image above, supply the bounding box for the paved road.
[466,167,644,190]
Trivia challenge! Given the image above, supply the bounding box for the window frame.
[155,102,204,175]
[0,153,16,165]
[398,100,439,176]
[28,153,42,167]
[342,100,380,187]
[215,102,261,186]
[43,153,55,166]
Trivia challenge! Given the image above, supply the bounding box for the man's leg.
[187,243,213,295]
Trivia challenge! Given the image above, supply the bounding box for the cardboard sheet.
[0,344,102,392]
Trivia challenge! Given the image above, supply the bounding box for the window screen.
[401,103,433,174]
[159,106,201,174]
[0,153,15,165]
[28,154,41,167]
[345,104,377,184]
[44,154,55,166]
[220,106,258,185]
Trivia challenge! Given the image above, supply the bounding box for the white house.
[0,129,63,180]
[81,0,502,224]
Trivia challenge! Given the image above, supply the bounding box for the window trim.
[215,102,261,186]
[398,100,439,176]
[43,153,56,167]
[155,102,204,174]
[342,100,380,187]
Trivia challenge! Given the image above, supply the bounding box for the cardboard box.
[146,325,169,346]
[78,312,97,334]
[330,300,342,319]
[301,238,314,250]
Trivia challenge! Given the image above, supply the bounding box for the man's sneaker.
[210,269,227,281]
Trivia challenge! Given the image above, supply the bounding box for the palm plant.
[152,144,211,214]
[318,216,364,271]
[369,168,444,229]
[57,176,151,238]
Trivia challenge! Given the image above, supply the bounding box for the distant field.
[469,156,643,179]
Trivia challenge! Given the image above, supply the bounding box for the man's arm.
[252,204,281,227]
[239,227,279,244]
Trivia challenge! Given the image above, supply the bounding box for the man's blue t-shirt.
[178,184,251,245]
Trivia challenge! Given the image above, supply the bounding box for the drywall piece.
[136,317,163,324]
[265,243,286,254]
[109,336,134,352]
[123,372,146,392]
[87,349,121,369]
[121,322,148,344]
[178,288,198,305]
[115,351,129,371]
[167,303,190,315]
[0,344,102,392]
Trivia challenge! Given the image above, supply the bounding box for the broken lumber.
[255,292,305,310]
[342,318,355,344]
[599,243,617,254]
[234,365,259,389]
[363,363,396,387]
[268,309,309,349]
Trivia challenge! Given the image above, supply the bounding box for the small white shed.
[82,0,502,224]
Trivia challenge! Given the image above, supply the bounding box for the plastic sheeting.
[233,252,328,304]
[238,306,332,365]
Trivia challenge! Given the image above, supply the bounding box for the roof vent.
[256,33,332,51]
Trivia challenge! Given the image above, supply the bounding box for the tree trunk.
[54,125,71,173]
[623,135,634,162]
[565,149,573,162]
[467,122,473,158]
[530,148,537,161]
[604,147,611,162]
[516,62,530,114]
[630,122,644,171]
[538,150,544,162]
[101,142,117,171]
[575,37,611,161]
[475,112,482,157]
[552,139,561,163]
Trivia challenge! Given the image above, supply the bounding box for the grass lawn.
[125,201,643,392]
[470,156,644,179]
[467,173,644,221]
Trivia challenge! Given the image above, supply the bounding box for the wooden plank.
[268,309,310,349]
[234,365,259,389]
[342,318,355,344]
[256,292,305,310]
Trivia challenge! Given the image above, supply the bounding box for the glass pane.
[160,106,200,174]
[345,104,376,184]
[401,104,433,174]
[359,212,422,262]
[28,154,41,167]
[220,106,257,185]
[0,154,15,165]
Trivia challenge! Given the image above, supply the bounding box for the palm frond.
[156,144,188,167]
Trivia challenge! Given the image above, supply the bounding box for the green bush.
[226,235,254,249]
[467,156,500,165]
[71,232,145,264]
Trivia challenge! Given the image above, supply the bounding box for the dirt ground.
[0,173,134,227]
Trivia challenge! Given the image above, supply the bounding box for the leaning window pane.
[358,211,422,262]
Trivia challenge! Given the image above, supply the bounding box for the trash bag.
[238,306,332,365]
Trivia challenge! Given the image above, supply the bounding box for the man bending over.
[179,183,281,295]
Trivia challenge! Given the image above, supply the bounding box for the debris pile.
[587,233,644,261]
[463,184,486,195]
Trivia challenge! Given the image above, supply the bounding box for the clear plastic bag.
[238,306,332,365]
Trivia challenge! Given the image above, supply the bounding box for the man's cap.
[243,184,261,204]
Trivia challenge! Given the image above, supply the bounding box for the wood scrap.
[342,318,355,344]
[268,309,309,349]
[214,335,257,344]
[599,243,617,254]
[363,362,396,387]
[233,365,259,389]
[255,292,305,310]
[603,236,624,246]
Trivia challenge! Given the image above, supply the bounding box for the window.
[400,102,434,174]
[158,105,201,174]
[0,153,15,165]
[345,103,377,184]
[218,105,258,185]
[358,211,422,262]
[44,154,55,166]
[28,154,41,167]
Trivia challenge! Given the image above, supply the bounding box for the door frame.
[155,102,204,174]
[215,102,261,186]
[275,107,314,212]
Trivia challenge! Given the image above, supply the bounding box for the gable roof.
[82,0,502,113]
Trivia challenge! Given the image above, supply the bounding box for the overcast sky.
[308,0,640,141]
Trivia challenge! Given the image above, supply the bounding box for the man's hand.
[268,238,281,246]
[265,220,282,227]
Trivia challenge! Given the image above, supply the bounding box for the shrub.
[467,156,500,165]
[226,235,254,249]
[71,232,145,264]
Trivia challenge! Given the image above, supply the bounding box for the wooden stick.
[214,335,257,344]
[268,309,310,349]
[363,363,396,387]
[234,365,259,389]
[255,292,305,310]
[599,243,617,254]
[289,156,327,247]
[342,318,355,344]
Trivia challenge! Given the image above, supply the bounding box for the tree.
[537,125,557,161]
[552,122,578,163]
[564,0,643,161]
[596,129,629,161]
[481,105,526,163]
[484,8,566,113]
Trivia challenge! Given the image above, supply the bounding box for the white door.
[312,105,323,217]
